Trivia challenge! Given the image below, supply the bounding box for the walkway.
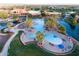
[0,33,13,45]
[0,30,19,56]
[42,31,74,55]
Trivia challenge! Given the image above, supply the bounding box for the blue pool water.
[58,44,64,49]
[28,32,36,39]
[26,18,45,39]
[58,20,73,36]
[33,18,44,32]
[30,18,63,45]
[45,32,63,45]
[0,23,7,30]
[59,15,79,41]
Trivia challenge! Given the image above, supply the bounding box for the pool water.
[0,23,7,30]
[32,18,44,32]
[58,44,64,49]
[33,25,44,32]
[26,18,45,39]
[28,32,36,39]
[45,32,63,45]
[31,18,63,46]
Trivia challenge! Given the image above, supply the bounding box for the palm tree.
[64,13,77,29]
[36,31,44,43]
[12,15,18,19]
[58,25,66,35]
[26,18,33,28]
[40,10,46,17]
[45,18,58,30]
[0,11,9,19]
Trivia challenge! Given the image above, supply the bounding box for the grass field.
[0,43,3,52]
[8,31,54,56]
[8,31,79,56]
[67,45,79,56]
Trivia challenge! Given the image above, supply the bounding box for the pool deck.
[20,32,35,45]
[20,30,75,55]
[41,31,74,54]
[7,19,77,55]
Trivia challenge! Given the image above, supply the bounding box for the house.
[10,8,28,16]
[28,10,41,16]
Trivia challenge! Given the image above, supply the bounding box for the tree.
[0,12,9,19]
[58,25,66,35]
[41,10,46,17]
[45,18,58,30]
[13,15,18,19]
[26,18,33,28]
[64,14,77,29]
[36,31,44,42]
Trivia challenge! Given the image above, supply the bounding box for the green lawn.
[0,43,3,52]
[8,31,79,56]
[67,45,79,56]
[8,31,54,56]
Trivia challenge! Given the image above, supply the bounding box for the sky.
[0,0,79,5]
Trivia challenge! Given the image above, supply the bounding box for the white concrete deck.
[43,31,74,54]
[20,32,35,45]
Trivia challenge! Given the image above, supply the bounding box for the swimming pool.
[32,18,44,32]
[19,18,74,54]
[44,32,63,45]
[25,18,45,40]
[0,23,7,30]
[32,18,63,45]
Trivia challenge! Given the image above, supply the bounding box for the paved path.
[0,33,13,45]
[0,31,19,56]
